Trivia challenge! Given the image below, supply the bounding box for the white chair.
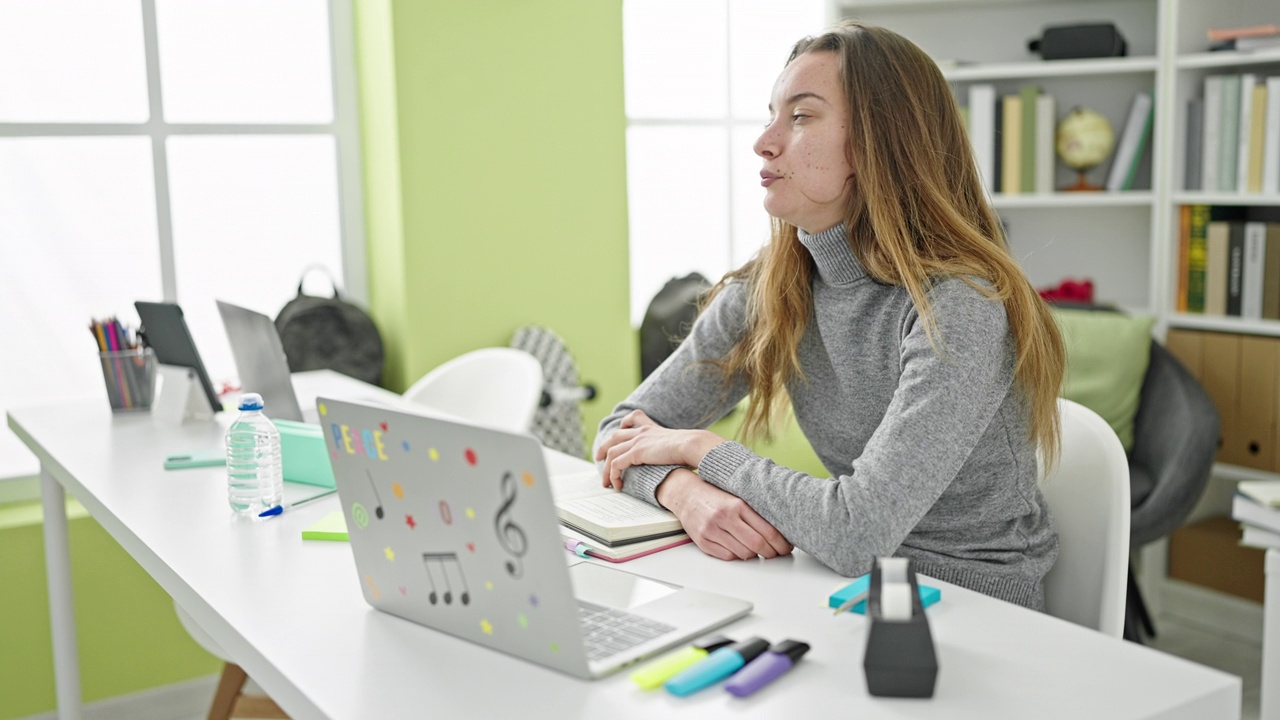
[1039,398,1131,638]
[401,347,545,433]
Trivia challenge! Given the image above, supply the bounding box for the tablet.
[134,301,223,414]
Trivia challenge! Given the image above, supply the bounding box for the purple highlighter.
[724,640,810,697]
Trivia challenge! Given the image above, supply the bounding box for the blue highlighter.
[664,637,770,696]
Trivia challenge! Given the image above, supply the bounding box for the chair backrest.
[401,348,544,433]
[1039,398,1131,638]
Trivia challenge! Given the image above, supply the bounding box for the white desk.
[11,371,1242,720]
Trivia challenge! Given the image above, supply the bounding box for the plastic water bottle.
[225,392,283,517]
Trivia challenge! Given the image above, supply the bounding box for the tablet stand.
[153,364,216,423]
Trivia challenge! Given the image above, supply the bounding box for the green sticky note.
[301,511,349,542]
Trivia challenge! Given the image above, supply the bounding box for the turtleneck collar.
[796,223,866,286]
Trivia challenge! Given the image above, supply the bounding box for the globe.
[1055,107,1115,191]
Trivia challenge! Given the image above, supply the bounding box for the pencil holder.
[98,348,157,412]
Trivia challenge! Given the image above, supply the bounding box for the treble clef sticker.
[493,471,528,578]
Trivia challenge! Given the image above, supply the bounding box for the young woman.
[594,21,1066,611]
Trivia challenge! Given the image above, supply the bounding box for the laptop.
[319,397,752,679]
[216,300,311,423]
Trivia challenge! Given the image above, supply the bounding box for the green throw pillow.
[1053,308,1155,452]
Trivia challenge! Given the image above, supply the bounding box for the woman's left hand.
[595,410,726,490]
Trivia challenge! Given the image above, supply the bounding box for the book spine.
[1001,95,1022,195]
[1263,223,1280,320]
[1205,220,1230,316]
[1265,78,1280,195]
[1219,75,1241,192]
[1019,84,1038,194]
[1227,220,1246,316]
[968,84,996,194]
[1237,75,1257,193]
[1035,94,1056,194]
[1176,203,1190,312]
[993,90,1004,193]
[1247,83,1267,193]
[1185,97,1204,192]
[1188,205,1210,313]
[1107,92,1152,191]
[1202,76,1223,192]
[1243,221,1267,319]
[1208,24,1280,42]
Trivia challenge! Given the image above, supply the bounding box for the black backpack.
[275,268,385,386]
[639,272,711,380]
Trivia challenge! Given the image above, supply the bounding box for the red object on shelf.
[1038,279,1095,304]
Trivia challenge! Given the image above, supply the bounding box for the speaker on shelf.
[1028,23,1128,60]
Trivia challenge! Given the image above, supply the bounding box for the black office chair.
[1124,340,1220,643]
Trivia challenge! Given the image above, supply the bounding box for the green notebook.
[301,511,349,542]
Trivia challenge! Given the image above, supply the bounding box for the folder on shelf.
[1264,78,1280,195]
[1204,220,1230,316]
[1202,76,1224,193]
[1001,94,1021,195]
[1234,336,1279,471]
[1219,75,1242,193]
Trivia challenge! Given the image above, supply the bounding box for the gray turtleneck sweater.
[595,224,1058,610]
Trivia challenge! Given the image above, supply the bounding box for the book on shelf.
[1234,492,1280,535]
[1204,220,1230,316]
[1001,94,1022,195]
[1265,224,1280,320]
[1240,479,1280,507]
[1186,204,1212,314]
[1236,74,1260,193]
[1106,91,1153,192]
[1202,76,1224,193]
[549,469,684,546]
[968,84,996,194]
[1227,220,1246,316]
[1185,97,1204,193]
[1035,94,1056,194]
[1243,221,1267,319]
[1207,24,1280,43]
[1247,82,1267,193]
[1264,77,1280,195]
[1219,74,1242,193]
[1019,85,1038,194]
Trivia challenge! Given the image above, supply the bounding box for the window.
[0,0,363,481]
[622,0,825,325]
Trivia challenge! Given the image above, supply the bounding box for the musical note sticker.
[366,470,385,519]
[392,482,405,500]
[422,552,471,605]
[319,403,327,416]
[429,448,439,461]
[406,514,417,530]
[384,547,395,561]
[364,574,381,600]
[439,500,453,525]
[465,448,478,466]
[465,507,476,520]
[402,440,411,453]
[494,471,528,578]
[518,614,529,629]
[522,472,535,487]
[480,619,493,635]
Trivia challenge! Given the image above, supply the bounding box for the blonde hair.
[708,21,1065,466]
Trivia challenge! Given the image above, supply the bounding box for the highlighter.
[630,635,735,690]
[663,637,770,697]
[724,639,810,697]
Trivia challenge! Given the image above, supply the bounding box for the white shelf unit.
[831,0,1165,313]
[1162,0,1280,338]
[829,0,1280,335]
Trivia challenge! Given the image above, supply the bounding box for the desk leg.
[1264,549,1280,720]
[41,467,83,720]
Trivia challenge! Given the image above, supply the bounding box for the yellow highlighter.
[630,635,735,690]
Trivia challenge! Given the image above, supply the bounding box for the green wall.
[360,0,636,440]
[0,500,220,720]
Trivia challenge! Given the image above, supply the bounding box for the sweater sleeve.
[696,280,1017,576]
[593,282,751,506]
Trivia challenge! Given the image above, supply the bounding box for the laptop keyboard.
[577,601,675,661]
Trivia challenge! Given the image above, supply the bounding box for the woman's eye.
[791,113,809,123]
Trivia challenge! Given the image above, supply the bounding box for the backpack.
[275,268,385,386]
[639,272,711,380]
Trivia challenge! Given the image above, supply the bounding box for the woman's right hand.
[657,469,793,561]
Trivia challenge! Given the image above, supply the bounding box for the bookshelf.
[830,0,1164,312]
[828,0,1280,333]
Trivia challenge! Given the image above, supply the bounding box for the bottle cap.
[237,393,264,411]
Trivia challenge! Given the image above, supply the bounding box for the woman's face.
[753,51,854,234]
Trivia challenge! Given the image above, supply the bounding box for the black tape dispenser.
[863,557,938,698]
